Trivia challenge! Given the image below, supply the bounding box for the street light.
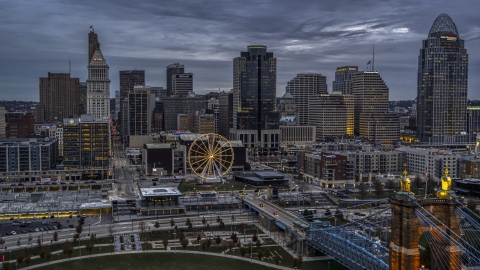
[173,232,177,253]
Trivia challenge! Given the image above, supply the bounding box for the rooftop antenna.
[372,45,375,71]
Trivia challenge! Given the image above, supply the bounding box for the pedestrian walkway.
[19,249,295,270]
[114,233,142,252]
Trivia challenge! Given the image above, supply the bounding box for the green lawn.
[178,180,255,193]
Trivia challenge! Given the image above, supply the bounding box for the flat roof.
[144,143,172,149]
[140,187,182,197]
[254,171,284,177]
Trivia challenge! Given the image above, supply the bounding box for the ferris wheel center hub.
[210,155,213,158]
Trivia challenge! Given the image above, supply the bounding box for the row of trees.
[356,176,437,199]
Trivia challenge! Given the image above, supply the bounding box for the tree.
[181,238,189,251]
[162,238,168,252]
[196,235,202,242]
[0,238,4,249]
[216,216,222,223]
[252,233,258,243]
[17,238,21,248]
[411,175,422,193]
[215,236,222,246]
[201,240,207,252]
[36,236,42,250]
[202,217,206,226]
[28,235,33,245]
[63,240,73,260]
[228,241,234,253]
[45,251,52,262]
[206,238,212,248]
[426,176,436,196]
[206,224,210,230]
[255,240,261,247]
[373,179,383,196]
[39,250,46,260]
[154,221,160,231]
[2,261,10,270]
[240,247,246,258]
[358,183,368,199]
[107,224,115,239]
[185,218,191,226]
[188,222,193,229]
[53,231,59,246]
[86,241,95,256]
[257,249,264,261]
[244,162,251,171]
[16,253,24,266]
[76,225,83,235]
[138,221,147,234]
[24,255,31,269]
[170,218,175,227]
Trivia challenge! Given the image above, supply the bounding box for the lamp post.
[89,224,91,236]
[173,232,176,253]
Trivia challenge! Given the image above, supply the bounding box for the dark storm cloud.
[0,0,479,101]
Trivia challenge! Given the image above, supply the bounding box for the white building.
[87,43,110,121]
[395,146,461,181]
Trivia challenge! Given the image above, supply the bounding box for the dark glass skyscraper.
[232,45,279,148]
[417,13,468,143]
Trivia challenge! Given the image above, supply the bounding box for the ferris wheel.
[187,133,234,183]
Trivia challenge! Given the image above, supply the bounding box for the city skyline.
[0,1,479,101]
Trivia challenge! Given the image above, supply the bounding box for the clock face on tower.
[93,58,103,61]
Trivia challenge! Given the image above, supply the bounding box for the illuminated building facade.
[86,31,110,121]
[332,66,358,95]
[417,13,468,143]
[286,73,327,125]
[63,115,110,171]
[308,94,353,141]
[231,45,279,148]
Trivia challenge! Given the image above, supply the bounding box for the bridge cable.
[415,208,480,266]
[416,220,457,269]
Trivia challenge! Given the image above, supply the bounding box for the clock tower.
[86,40,110,121]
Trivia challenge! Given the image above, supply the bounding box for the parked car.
[69,224,74,228]
[20,230,27,234]
[35,228,40,232]
[10,231,17,235]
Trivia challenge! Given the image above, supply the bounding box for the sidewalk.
[19,249,296,270]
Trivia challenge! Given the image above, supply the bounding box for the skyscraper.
[37,73,80,123]
[172,73,193,97]
[352,71,399,143]
[286,73,327,125]
[88,29,99,63]
[218,92,233,139]
[417,13,468,143]
[86,35,110,121]
[231,45,279,148]
[332,66,358,95]
[166,63,185,97]
[127,86,153,137]
[119,70,145,100]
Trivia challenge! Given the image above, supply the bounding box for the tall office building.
[166,63,185,97]
[37,73,80,123]
[63,115,110,170]
[218,92,233,139]
[417,14,468,143]
[467,106,480,143]
[119,70,145,100]
[231,45,279,148]
[172,74,193,97]
[79,82,87,115]
[86,40,110,121]
[286,73,327,125]
[332,66,358,95]
[163,96,205,131]
[127,86,153,137]
[352,71,399,143]
[88,29,99,63]
[308,95,352,141]
[0,106,4,139]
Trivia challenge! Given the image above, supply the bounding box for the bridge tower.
[389,167,462,270]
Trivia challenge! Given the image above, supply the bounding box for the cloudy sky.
[0,0,479,101]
